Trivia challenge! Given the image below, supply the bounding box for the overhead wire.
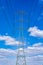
[3,0,15,35]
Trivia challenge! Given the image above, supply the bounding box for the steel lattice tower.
[16,11,26,65]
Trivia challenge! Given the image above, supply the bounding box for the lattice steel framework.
[16,11,26,65]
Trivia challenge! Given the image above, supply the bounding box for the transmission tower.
[16,10,26,65]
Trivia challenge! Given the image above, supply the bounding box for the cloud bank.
[0,42,43,65]
[0,35,21,45]
[28,26,43,38]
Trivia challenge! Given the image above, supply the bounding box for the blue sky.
[0,0,43,65]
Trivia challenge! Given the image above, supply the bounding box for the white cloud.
[0,48,16,65]
[26,42,43,56]
[0,48,16,57]
[33,42,43,47]
[0,35,21,45]
[26,46,43,56]
[0,35,43,65]
[28,26,43,38]
[26,55,43,65]
[26,47,43,65]
[0,42,43,65]
[25,43,43,65]
[0,45,43,65]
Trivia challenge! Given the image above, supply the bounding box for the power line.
[3,5,15,35]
